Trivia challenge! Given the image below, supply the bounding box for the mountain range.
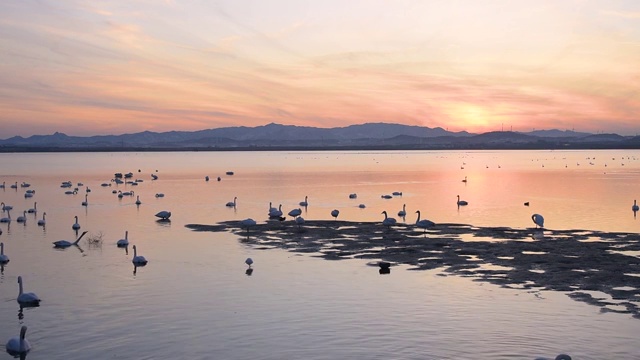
[1,123,638,151]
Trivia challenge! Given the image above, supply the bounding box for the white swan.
[37,212,46,226]
[10,182,18,189]
[331,209,340,220]
[226,197,237,207]
[268,202,277,213]
[155,211,171,220]
[415,210,435,233]
[381,211,397,228]
[16,210,27,223]
[1,202,13,212]
[240,218,257,232]
[0,209,11,223]
[245,257,253,267]
[633,200,639,212]
[53,230,88,248]
[82,194,88,206]
[532,214,544,229]
[295,216,305,228]
[155,193,165,198]
[456,195,468,206]
[27,202,37,213]
[72,215,81,230]
[397,204,406,217]
[5,325,31,356]
[288,208,302,218]
[269,204,283,218]
[117,231,129,247]
[299,196,308,207]
[131,245,148,265]
[135,195,141,205]
[349,193,357,199]
[0,242,9,264]
[17,276,41,305]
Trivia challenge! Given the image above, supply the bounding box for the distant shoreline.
[2,143,639,153]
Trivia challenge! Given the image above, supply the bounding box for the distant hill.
[0,123,638,151]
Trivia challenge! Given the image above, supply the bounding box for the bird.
[268,202,278,213]
[53,230,88,248]
[155,211,171,220]
[349,193,357,199]
[633,200,639,212]
[456,195,468,206]
[398,204,406,217]
[379,261,391,270]
[288,208,302,218]
[299,196,309,207]
[381,194,392,199]
[295,216,305,228]
[524,202,530,206]
[245,257,253,267]
[82,194,88,206]
[16,276,41,306]
[358,204,366,209]
[151,174,158,180]
[0,242,9,264]
[117,231,129,247]
[16,210,27,223]
[534,355,571,360]
[155,193,165,198]
[0,182,3,189]
[0,209,11,223]
[72,215,81,230]
[462,176,467,183]
[415,210,435,233]
[532,214,545,229]
[331,209,340,220]
[269,204,283,218]
[5,325,32,357]
[37,212,46,226]
[381,211,397,228]
[27,202,37,213]
[1,202,13,212]
[131,245,148,265]
[392,191,403,196]
[240,218,257,233]
[135,195,141,205]
[226,197,237,207]
[205,175,209,181]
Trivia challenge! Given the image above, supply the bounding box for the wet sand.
[186,220,640,319]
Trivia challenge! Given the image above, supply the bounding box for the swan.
[10,182,18,189]
[0,181,4,188]
[226,197,237,207]
[456,195,468,206]
[349,193,357,199]
[288,208,302,218]
[269,204,283,218]
[299,196,308,207]
[16,276,41,305]
[5,326,31,356]
[240,218,257,232]
[82,194,88,206]
[131,245,148,265]
[397,204,406,217]
[331,209,340,220]
[415,210,435,233]
[0,242,9,263]
[155,211,171,220]
[295,216,305,228]
[268,202,278,213]
[53,231,88,248]
[358,204,366,208]
[37,212,46,226]
[392,191,402,196]
[0,209,11,223]
[135,195,141,205]
[16,210,27,223]
[381,194,392,199]
[27,202,37,213]
[24,191,34,198]
[633,200,639,212]
[205,175,209,181]
[245,257,254,267]
[381,211,397,228]
[155,193,165,198]
[532,214,544,229]
[151,174,158,180]
[1,202,13,212]
[117,231,129,247]
[534,355,571,360]
[72,215,81,230]
[462,176,467,183]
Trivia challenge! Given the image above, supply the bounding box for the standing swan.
[415,210,435,233]
[17,276,41,306]
[53,231,88,248]
[633,200,639,212]
[131,245,148,265]
[5,326,31,357]
[155,211,171,220]
[0,242,9,263]
[240,218,257,233]
[456,195,468,206]
[288,208,302,218]
[117,231,129,247]
[37,212,46,226]
[532,214,545,229]
[381,211,397,228]
[72,215,81,230]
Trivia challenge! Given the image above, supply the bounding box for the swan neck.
[18,278,23,295]
[20,326,27,340]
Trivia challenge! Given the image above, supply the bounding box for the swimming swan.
[72,215,81,230]
[633,200,639,212]
[131,245,148,265]
[456,195,468,206]
[5,325,31,356]
[226,197,237,207]
[0,242,9,264]
[37,212,46,226]
[17,276,41,306]
[117,231,129,247]
[53,231,88,248]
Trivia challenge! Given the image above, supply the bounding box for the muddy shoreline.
[186,220,640,319]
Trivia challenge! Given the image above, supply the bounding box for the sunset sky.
[1,0,640,138]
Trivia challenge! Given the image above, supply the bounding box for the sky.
[1,0,640,138]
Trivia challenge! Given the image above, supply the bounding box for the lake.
[0,149,639,360]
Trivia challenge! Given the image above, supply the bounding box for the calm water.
[0,150,639,360]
